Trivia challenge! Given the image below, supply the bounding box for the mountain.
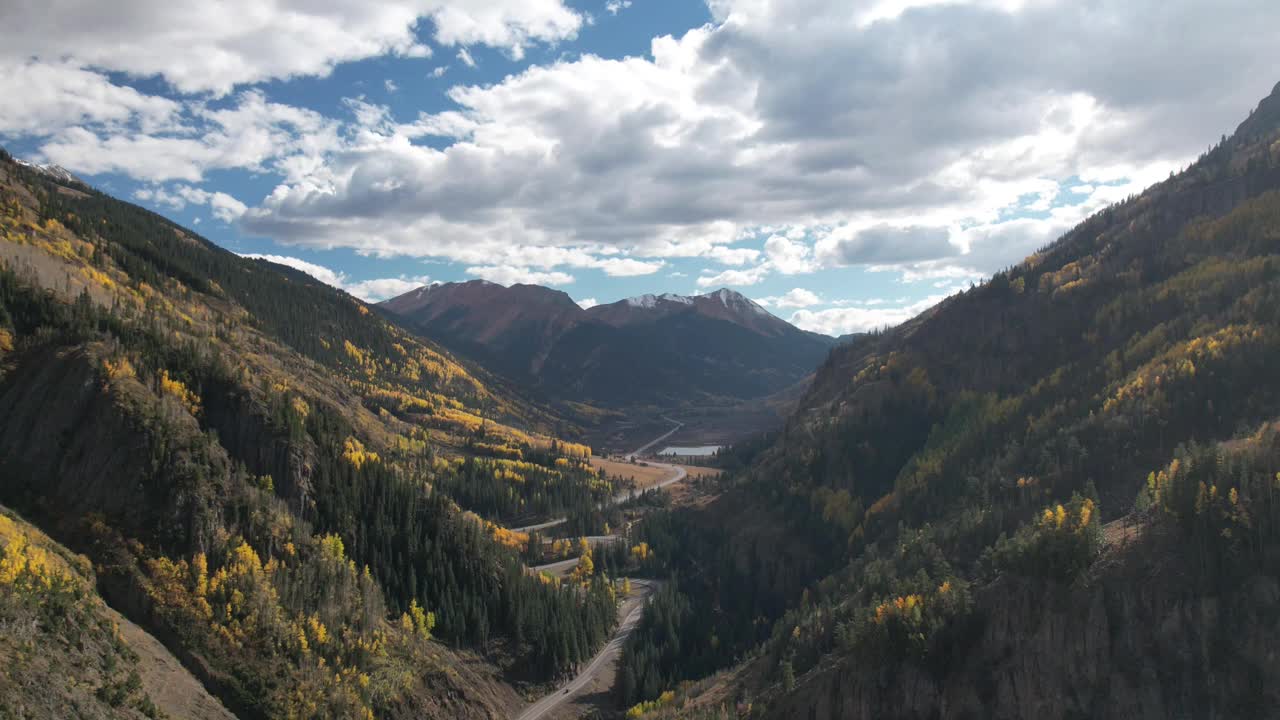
[0,149,621,719]
[614,83,1280,719]
[382,283,836,409]
[382,280,587,376]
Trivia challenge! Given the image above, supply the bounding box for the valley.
[3,5,1280,720]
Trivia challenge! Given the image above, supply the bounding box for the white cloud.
[239,253,429,301]
[430,65,450,78]
[606,0,633,15]
[706,245,762,266]
[789,293,952,335]
[577,297,599,309]
[0,61,179,137]
[457,48,478,67]
[763,234,817,275]
[1,1,582,95]
[12,0,1280,293]
[758,288,821,309]
[135,184,248,222]
[465,265,574,285]
[593,257,665,276]
[242,253,348,287]
[245,0,1280,285]
[696,265,769,288]
[345,275,433,301]
[385,79,399,93]
[37,90,340,183]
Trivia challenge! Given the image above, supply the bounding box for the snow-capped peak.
[15,159,83,186]
[623,292,696,308]
[707,288,771,316]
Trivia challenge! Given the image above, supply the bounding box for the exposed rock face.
[767,527,1279,720]
[0,344,229,552]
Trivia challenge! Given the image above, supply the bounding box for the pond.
[658,445,721,457]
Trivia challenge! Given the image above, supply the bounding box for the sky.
[3,0,1279,336]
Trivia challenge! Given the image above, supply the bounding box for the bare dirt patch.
[591,456,673,490]
[108,607,238,720]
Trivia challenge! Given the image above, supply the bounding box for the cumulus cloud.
[606,1,633,15]
[37,90,340,183]
[815,224,957,267]
[135,184,248,222]
[705,245,762,266]
[758,288,821,309]
[465,265,574,286]
[577,297,599,309]
[0,61,180,137]
[789,293,952,336]
[233,0,1280,285]
[696,265,769,288]
[1,0,582,95]
[345,276,434,301]
[239,253,430,301]
[763,234,817,275]
[11,0,1280,289]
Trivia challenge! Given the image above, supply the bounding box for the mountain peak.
[706,287,770,317]
[14,158,84,187]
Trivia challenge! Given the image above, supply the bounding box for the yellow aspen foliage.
[570,550,595,584]
[630,542,651,562]
[192,552,209,597]
[0,329,12,353]
[308,615,329,646]
[102,356,136,381]
[320,534,346,561]
[342,437,380,470]
[290,395,310,420]
[408,599,434,639]
[0,514,76,593]
[1076,499,1094,530]
[160,370,201,415]
[343,340,368,365]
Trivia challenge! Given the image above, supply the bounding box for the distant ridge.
[382,282,837,407]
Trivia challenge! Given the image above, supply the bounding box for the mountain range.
[5,74,1280,720]
[382,282,837,408]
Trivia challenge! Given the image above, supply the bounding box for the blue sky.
[3,0,1277,334]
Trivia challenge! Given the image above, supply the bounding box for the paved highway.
[512,579,660,720]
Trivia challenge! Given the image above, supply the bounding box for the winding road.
[512,418,689,534]
[513,579,661,720]
[512,421,691,720]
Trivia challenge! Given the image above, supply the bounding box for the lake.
[658,445,721,457]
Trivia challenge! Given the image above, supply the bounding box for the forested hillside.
[616,83,1280,720]
[0,152,624,719]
